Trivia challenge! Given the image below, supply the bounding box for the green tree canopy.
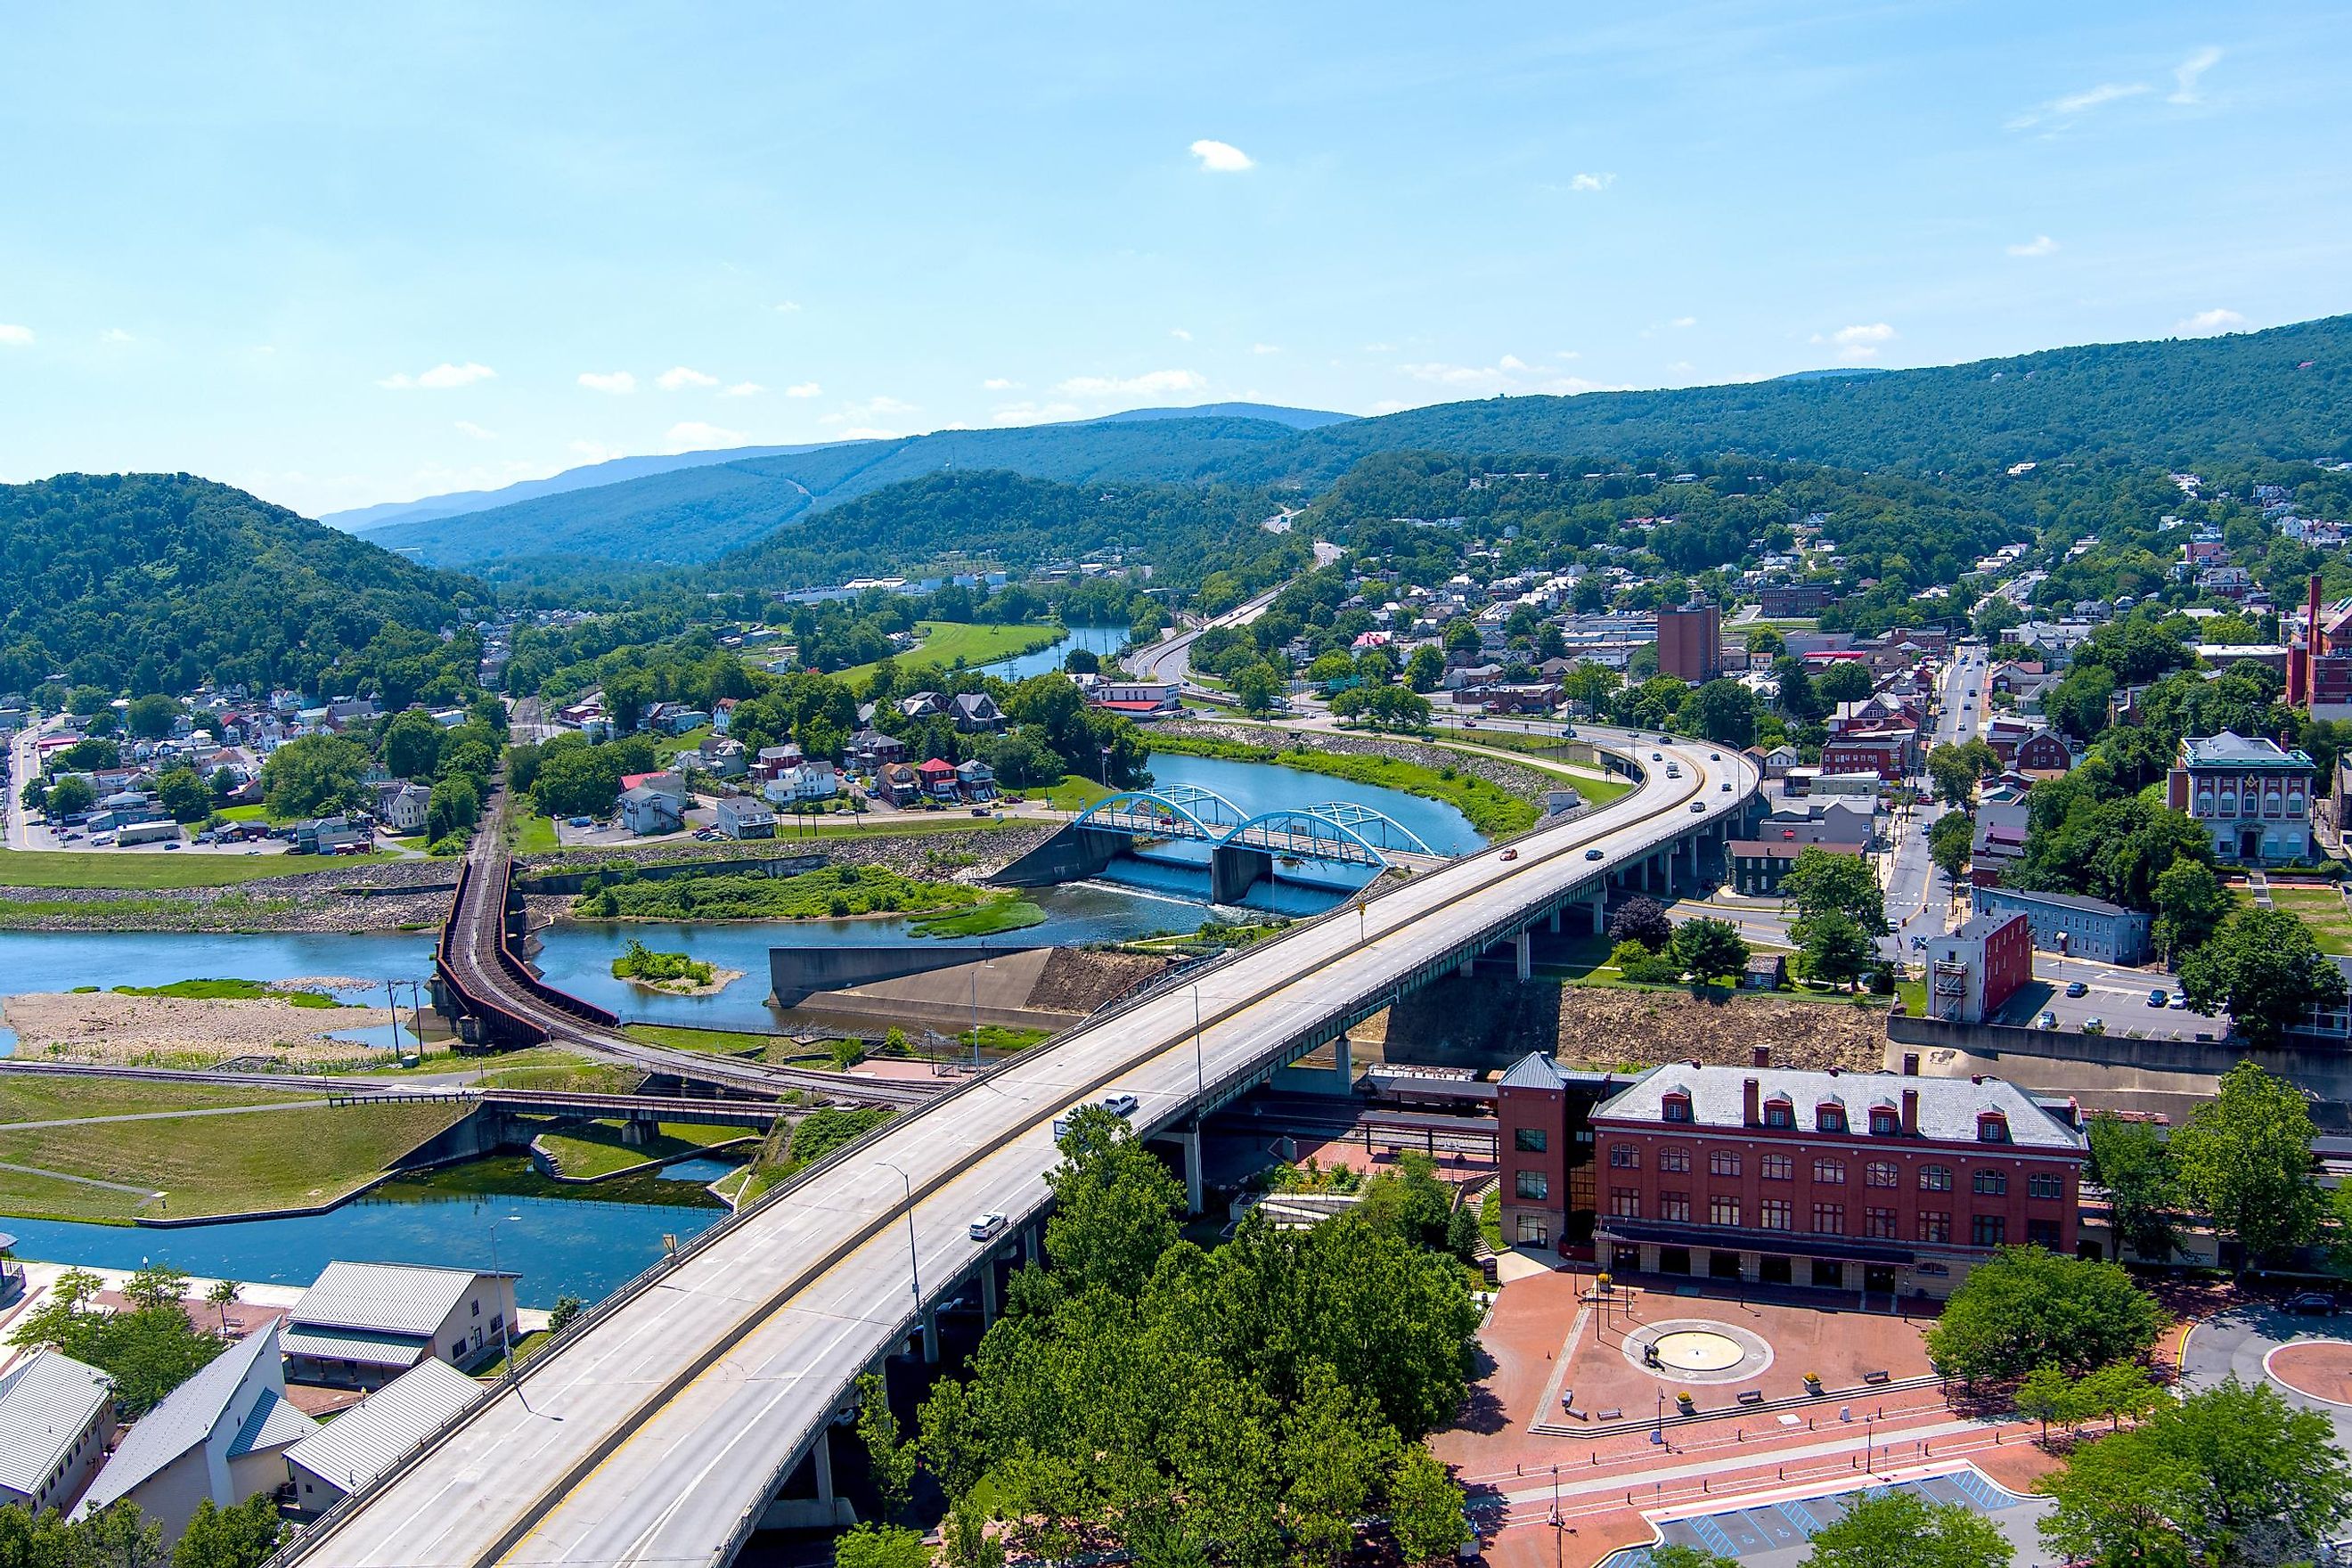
[1802,1489,2013,1568]
[1924,1246,2164,1384]
[2169,1060,2323,1266]
[2085,1113,2182,1263]
[2178,909,2348,1049]
[260,733,372,819]
[1782,845,1886,929]
[1671,917,1751,982]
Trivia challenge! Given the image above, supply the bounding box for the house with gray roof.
[282,1262,519,1390]
[283,1358,482,1517]
[0,1349,114,1515]
[73,1323,315,1543]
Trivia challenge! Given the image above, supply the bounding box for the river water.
[982,623,1128,681]
[0,747,1480,1286]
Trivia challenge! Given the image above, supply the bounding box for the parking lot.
[1987,951,2234,1041]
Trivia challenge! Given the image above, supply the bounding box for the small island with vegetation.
[608,939,740,997]
[573,863,1044,937]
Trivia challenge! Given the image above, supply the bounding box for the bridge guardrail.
[271,728,1753,1566]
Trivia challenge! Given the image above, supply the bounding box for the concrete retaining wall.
[1885,1010,2352,1116]
[769,943,1050,1009]
[990,825,1122,888]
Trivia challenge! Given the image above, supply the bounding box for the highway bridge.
[429,793,939,1110]
[277,730,1757,1568]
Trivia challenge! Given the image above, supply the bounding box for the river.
[982,623,1128,681]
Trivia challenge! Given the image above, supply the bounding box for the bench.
[1862,1369,1891,1384]
[1736,1390,1765,1406]
[1596,1409,1622,1421]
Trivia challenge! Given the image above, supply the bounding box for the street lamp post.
[879,1161,919,1303]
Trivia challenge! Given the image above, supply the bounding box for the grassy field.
[476,1328,552,1377]
[0,1076,313,1124]
[1147,733,1541,837]
[0,846,392,889]
[110,976,346,1008]
[509,810,559,856]
[0,1168,149,1225]
[1033,776,1115,813]
[534,1119,752,1180]
[622,1024,777,1057]
[0,1099,470,1221]
[582,864,988,923]
[835,620,1065,686]
[467,1049,648,1094]
[2270,886,2352,954]
[1434,737,1636,806]
[907,897,1046,937]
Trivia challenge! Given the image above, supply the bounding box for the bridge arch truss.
[1073,785,1245,842]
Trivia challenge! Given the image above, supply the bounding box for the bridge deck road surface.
[286,732,1753,1568]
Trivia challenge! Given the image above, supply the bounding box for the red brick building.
[1657,598,1722,683]
[1817,733,1911,780]
[1924,911,2031,1024]
[1498,1055,2085,1301]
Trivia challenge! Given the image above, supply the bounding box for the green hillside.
[0,472,492,698]
[367,312,2352,580]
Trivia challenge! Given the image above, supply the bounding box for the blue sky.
[2,2,2348,517]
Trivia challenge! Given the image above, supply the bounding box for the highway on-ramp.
[283,732,1755,1568]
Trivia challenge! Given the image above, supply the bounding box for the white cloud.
[664,421,748,453]
[1170,328,1193,342]
[1568,172,1615,192]
[453,421,497,440]
[0,323,32,347]
[1554,350,1581,361]
[2007,234,2060,257]
[656,365,719,391]
[774,300,802,314]
[100,328,135,344]
[2007,80,2150,131]
[1361,342,1396,354]
[1809,322,1897,363]
[1189,138,1254,173]
[1670,315,1698,329]
[1056,368,1208,398]
[721,381,764,397]
[380,361,495,390]
[576,370,637,395]
[982,378,1018,390]
[785,381,821,398]
[2170,45,2222,104]
[1251,343,1281,355]
[1396,359,1609,396]
[2176,307,2248,336]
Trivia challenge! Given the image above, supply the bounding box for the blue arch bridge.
[993,785,1447,902]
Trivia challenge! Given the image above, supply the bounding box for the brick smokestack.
[1743,1078,1761,1126]
[1901,1088,1920,1137]
[2294,573,2323,711]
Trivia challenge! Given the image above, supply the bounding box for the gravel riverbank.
[2,990,407,1070]
[0,858,459,935]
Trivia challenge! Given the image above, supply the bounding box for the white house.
[282,1359,481,1518]
[377,782,430,835]
[763,760,839,804]
[714,796,777,840]
[281,1261,521,1389]
[74,1324,316,1544]
[0,1349,114,1515]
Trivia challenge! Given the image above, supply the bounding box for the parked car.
[2064,980,2088,998]
[2148,988,2169,1007]
[2287,1292,2338,1315]
[2083,1017,2105,1034]
[2168,992,2191,1009]
[2034,1010,2058,1030]
[968,1213,1007,1242]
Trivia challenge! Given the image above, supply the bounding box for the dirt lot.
[1,991,402,1069]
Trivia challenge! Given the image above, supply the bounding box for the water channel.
[0,746,1482,1293]
[979,623,1129,681]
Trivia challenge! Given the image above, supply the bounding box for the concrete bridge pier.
[921,1305,940,1364]
[1458,953,1475,979]
[1515,930,1532,981]
[1588,894,1606,935]
[979,1257,1000,1325]
[1210,845,1272,905]
[759,1430,856,1531]
[1548,908,1562,935]
[1176,1124,1205,1214]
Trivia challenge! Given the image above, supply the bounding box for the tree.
[2151,859,2230,959]
[381,708,447,780]
[154,767,210,824]
[124,694,183,741]
[1231,661,1284,715]
[204,1279,240,1334]
[1793,910,1871,988]
[1442,619,1483,657]
[1781,845,1885,929]
[1282,1362,1394,1565]
[2038,1378,2352,1568]
[1679,679,1757,747]
[1671,918,1751,983]
[1772,655,1823,723]
[1927,810,1974,884]
[1560,661,1619,714]
[1650,1549,1737,1568]
[2073,1361,2163,1431]
[1385,1448,1467,1566]
[1404,645,1446,693]
[1803,1489,2012,1568]
[856,1370,919,1522]
[44,775,95,818]
[261,733,372,818]
[2170,1060,2323,1267]
[1607,895,1673,952]
[2013,1363,2087,1443]
[1307,651,1357,688]
[1043,1107,1184,1295]
[426,774,480,842]
[832,1524,930,1568]
[2178,909,2348,1047]
[1924,1246,2163,1384]
[1927,741,1994,806]
[171,1494,282,1568]
[69,1503,167,1568]
[1063,647,1100,676]
[1814,661,1874,708]
[548,1295,584,1332]
[1745,626,1785,657]
[2086,1114,2182,1263]
[123,1263,189,1311]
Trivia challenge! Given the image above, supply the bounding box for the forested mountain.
[356,313,2352,579]
[0,473,491,698]
[695,470,1307,597]
[367,415,1312,574]
[322,440,830,534]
